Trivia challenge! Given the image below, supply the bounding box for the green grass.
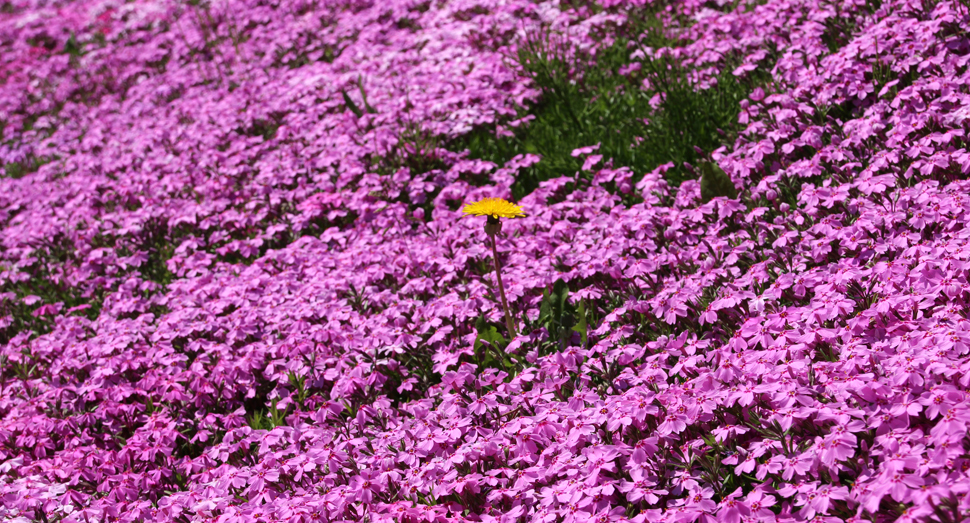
[452,9,771,198]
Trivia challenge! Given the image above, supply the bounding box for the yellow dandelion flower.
[462,197,526,219]
[462,196,524,339]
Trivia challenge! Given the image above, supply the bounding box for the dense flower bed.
[3,0,970,521]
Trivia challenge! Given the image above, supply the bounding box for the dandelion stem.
[488,232,517,340]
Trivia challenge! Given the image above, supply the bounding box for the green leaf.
[65,32,83,57]
[701,433,720,450]
[572,299,588,346]
[473,316,506,351]
[357,78,378,114]
[287,371,308,403]
[700,160,738,202]
[554,279,570,319]
[538,287,552,327]
[269,397,287,427]
[341,90,364,118]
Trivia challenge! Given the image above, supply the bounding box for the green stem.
[489,232,517,339]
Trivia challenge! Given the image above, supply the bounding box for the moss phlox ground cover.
[2,0,970,521]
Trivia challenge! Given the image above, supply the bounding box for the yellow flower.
[462,197,526,219]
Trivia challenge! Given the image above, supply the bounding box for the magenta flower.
[1,0,969,521]
[716,489,750,523]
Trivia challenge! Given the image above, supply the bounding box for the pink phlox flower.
[817,420,865,466]
[582,154,603,171]
[246,467,280,493]
[744,487,776,521]
[716,488,751,523]
[618,468,666,504]
[582,445,620,478]
[920,387,962,419]
[685,487,717,513]
[571,143,601,157]
[711,424,750,443]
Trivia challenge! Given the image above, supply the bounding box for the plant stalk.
[488,229,517,340]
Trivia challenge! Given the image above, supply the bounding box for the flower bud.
[484,216,502,236]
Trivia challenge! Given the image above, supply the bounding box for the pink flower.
[349,470,385,504]
[716,489,750,523]
[744,488,776,521]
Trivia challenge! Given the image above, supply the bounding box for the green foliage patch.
[454,9,772,198]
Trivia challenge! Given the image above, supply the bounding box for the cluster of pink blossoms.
[2,0,970,521]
